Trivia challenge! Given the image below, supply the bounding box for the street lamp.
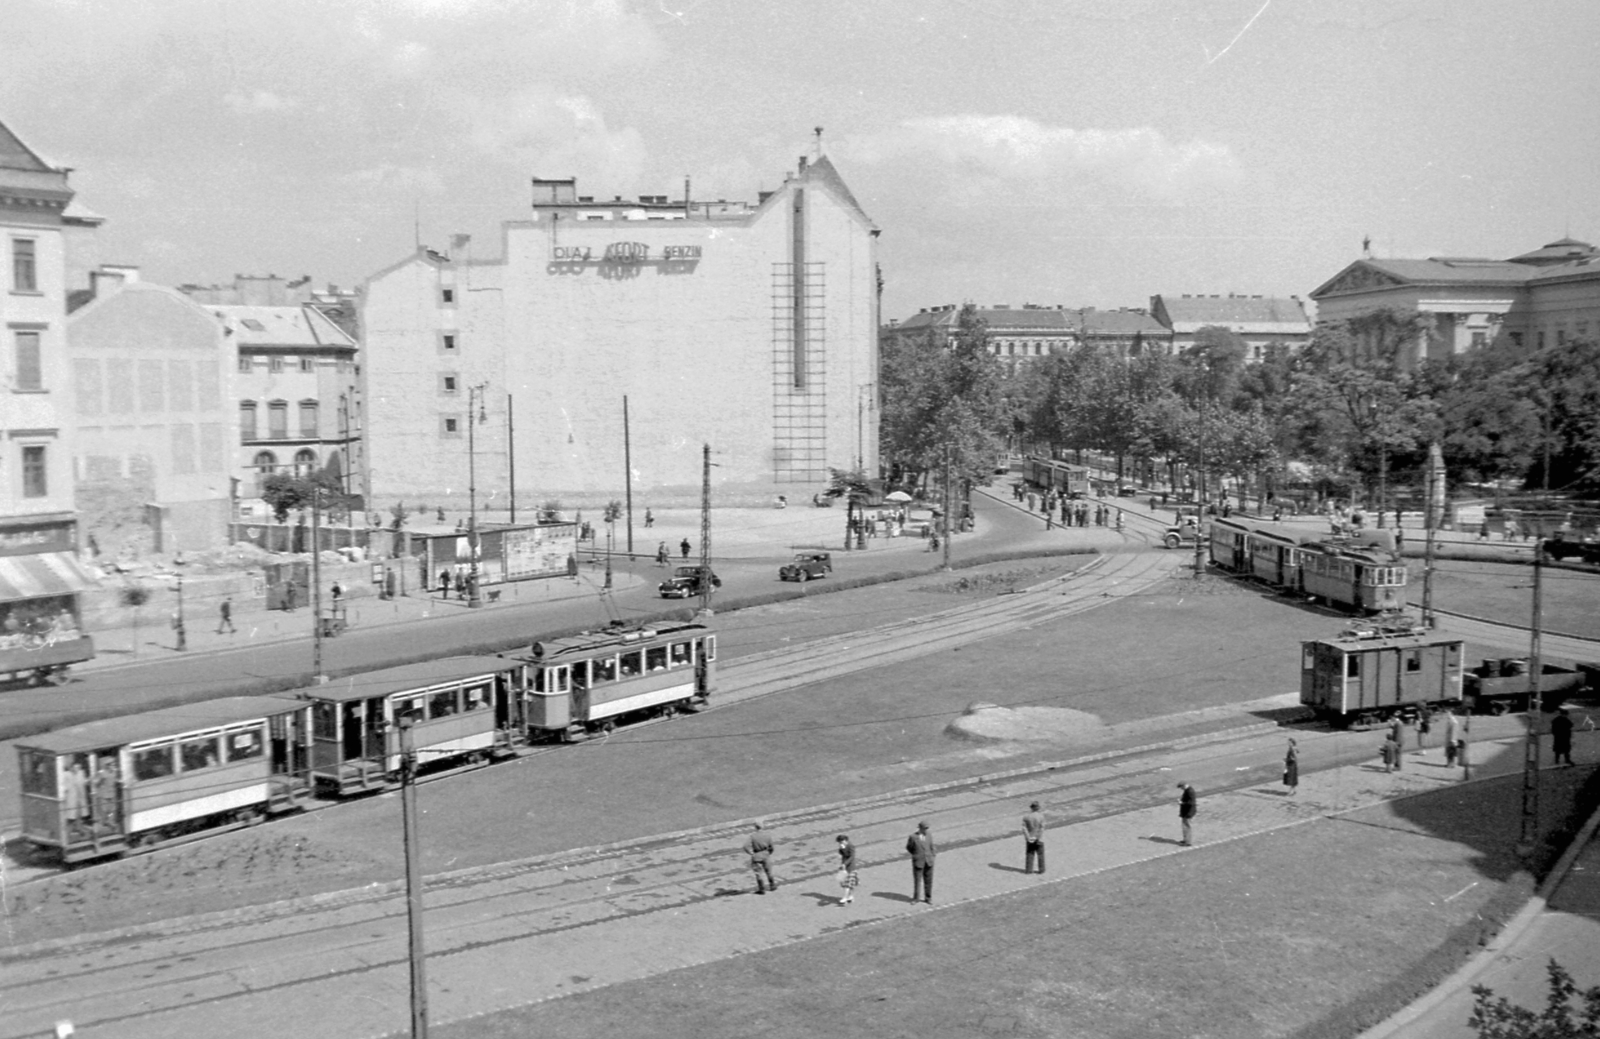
[467,383,489,608]
[173,574,187,652]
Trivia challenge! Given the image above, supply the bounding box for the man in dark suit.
[906,820,936,903]
[1177,783,1198,846]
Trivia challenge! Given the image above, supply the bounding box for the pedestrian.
[1478,520,1490,541]
[283,582,297,613]
[680,537,691,560]
[216,597,237,634]
[906,820,936,903]
[1177,783,1198,846]
[330,581,343,604]
[656,541,669,567]
[1026,492,1037,512]
[1382,733,1399,772]
[835,834,859,906]
[645,508,654,528]
[1416,707,1431,751]
[1273,505,1283,522]
[1283,739,1299,795]
[439,569,451,595]
[1061,500,1070,525]
[1022,801,1046,874]
[1115,509,1123,531]
[1388,717,1405,769]
[743,821,777,895]
[1395,526,1405,552]
[87,533,100,558]
[1551,706,1575,767]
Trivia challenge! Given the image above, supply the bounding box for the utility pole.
[466,384,487,608]
[1517,540,1545,858]
[174,574,187,652]
[507,393,515,524]
[1423,444,1440,629]
[624,396,634,556]
[698,443,713,615]
[941,443,952,570]
[399,718,429,1039]
[311,492,324,680]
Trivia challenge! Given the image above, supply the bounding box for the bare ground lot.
[425,767,1600,1039]
[1416,558,1600,641]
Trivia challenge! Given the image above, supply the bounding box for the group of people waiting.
[1015,483,1119,530]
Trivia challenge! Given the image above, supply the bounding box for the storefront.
[0,515,98,684]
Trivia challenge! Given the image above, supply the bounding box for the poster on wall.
[502,524,577,580]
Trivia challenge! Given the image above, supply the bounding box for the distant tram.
[1021,457,1089,498]
[1210,516,1406,613]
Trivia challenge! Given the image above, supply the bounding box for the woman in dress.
[1283,738,1299,796]
[836,834,859,906]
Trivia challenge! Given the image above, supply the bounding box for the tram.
[1021,457,1089,498]
[524,620,715,739]
[1209,516,1407,613]
[16,696,313,863]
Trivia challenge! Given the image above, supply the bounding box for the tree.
[261,468,355,525]
[1469,959,1600,1038]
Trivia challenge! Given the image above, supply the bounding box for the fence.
[229,521,370,555]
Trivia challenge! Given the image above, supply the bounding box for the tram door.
[341,698,388,762]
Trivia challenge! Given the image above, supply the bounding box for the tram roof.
[297,655,518,702]
[532,621,708,659]
[1304,632,1462,652]
[19,696,308,755]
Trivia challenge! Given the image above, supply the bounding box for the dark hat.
[918,820,930,831]
[1030,801,1041,810]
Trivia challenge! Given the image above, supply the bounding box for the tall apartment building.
[360,154,880,503]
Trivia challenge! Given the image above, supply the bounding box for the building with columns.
[1309,237,1600,364]
[360,154,880,505]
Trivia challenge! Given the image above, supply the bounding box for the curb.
[1356,790,1600,1039]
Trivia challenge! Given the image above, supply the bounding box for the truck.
[1162,511,1204,550]
[1463,657,1589,715]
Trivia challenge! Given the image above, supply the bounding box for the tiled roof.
[1155,295,1311,332]
[1079,308,1169,335]
[889,307,1075,333]
[1364,258,1537,284]
[211,304,356,349]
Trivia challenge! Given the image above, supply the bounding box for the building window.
[239,401,257,441]
[1509,332,1524,348]
[441,416,461,436]
[440,374,458,394]
[269,355,284,373]
[1538,330,1546,349]
[253,450,277,494]
[299,356,315,373]
[294,448,317,477]
[440,332,458,353]
[11,239,37,292]
[13,330,42,390]
[1470,332,1487,349]
[22,445,47,498]
[299,400,318,438]
[267,400,288,439]
[238,355,252,373]
[441,288,455,304]
[1557,330,1567,346]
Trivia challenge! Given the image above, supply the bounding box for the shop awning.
[0,553,100,602]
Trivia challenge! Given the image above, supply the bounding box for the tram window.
[532,667,545,693]
[1405,650,1422,674]
[592,657,617,684]
[313,702,338,739]
[571,661,589,688]
[1345,656,1361,679]
[1447,643,1461,666]
[619,650,643,679]
[554,667,569,693]
[1302,646,1315,671]
[394,697,424,724]
[20,749,57,796]
[226,727,264,762]
[669,641,691,667]
[133,745,175,781]
[463,683,489,711]
[180,736,221,772]
[428,689,461,719]
[704,635,717,661]
[646,646,668,672]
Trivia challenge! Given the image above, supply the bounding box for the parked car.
[779,552,832,582]
[658,565,721,598]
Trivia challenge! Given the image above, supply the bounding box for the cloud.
[341,163,447,195]
[850,115,1241,201]
[467,89,647,188]
[223,90,299,114]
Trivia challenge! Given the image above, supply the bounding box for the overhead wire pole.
[941,443,952,570]
[312,491,324,681]
[399,718,429,1039]
[698,443,713,616]
[507,393,515,524]
[1517,538,1546,858]
[624,396,634,556]
[1423,442,1444,628]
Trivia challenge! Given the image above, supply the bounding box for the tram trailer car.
[1021,457,1089,498]
[16,696,313,864]
[303,656,523,796]
[1301,633,1465,728]
[1463,658,1589,715]
[1211,518,1405,613]
[523,621,715,740]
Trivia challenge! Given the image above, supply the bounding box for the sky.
[3,0,1598,321]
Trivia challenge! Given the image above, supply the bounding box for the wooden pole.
[624,396,634,555]
[507,393,515,524]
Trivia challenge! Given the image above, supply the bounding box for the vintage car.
[658,565,722,599]
[779,552,833,582]
[1162,512,1205,549]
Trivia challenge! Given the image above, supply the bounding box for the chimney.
[798,156,809,173]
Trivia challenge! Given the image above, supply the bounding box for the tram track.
[0,709,1343,1039]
